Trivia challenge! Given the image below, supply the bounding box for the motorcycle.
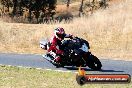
[40,37,102,70]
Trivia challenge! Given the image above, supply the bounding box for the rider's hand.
[70,35,75,39]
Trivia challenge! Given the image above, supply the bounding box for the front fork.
[82,52,91,64]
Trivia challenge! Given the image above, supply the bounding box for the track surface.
[0,53,132,75]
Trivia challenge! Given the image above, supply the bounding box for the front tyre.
[87,55,102,70]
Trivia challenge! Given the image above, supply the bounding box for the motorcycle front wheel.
[87,54,102,70]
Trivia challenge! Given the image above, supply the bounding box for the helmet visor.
[56,33,65,39]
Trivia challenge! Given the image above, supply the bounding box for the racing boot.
[54,56,61,63]
[54,56,65,68]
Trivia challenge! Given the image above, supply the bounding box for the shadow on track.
[64,66,124,72]
[99,69,124,72]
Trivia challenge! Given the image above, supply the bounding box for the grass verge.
[0,65,131,88]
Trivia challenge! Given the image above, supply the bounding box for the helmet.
[54,27,65,40]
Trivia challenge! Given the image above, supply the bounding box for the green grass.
[0,65,131,88]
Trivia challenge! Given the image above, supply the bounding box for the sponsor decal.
[76,67,131,85]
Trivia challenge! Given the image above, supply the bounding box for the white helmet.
[54,27,65,40]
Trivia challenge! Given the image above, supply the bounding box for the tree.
[79,0,84,17]
[92,0,95,3]
[12,0,18,15]
[0,0,13,12]
[0,0,57,23]
[66,0,70,8]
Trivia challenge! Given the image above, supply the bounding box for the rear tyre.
[87,55,102,70]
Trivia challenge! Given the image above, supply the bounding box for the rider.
[48,27,73,63]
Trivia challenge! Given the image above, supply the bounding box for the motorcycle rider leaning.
[48,27,74,63]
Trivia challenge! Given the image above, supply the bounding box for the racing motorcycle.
[40,37,102,70]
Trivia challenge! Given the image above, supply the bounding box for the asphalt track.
[0,53,132,75]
